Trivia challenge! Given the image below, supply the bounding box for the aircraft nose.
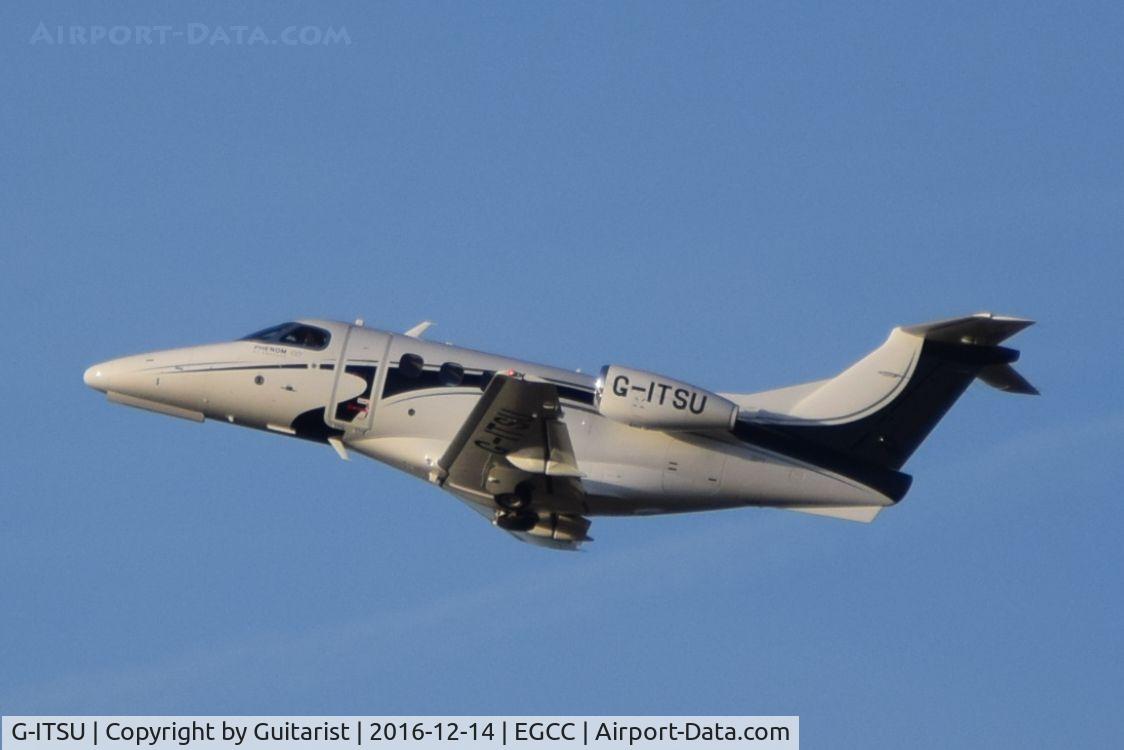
[84,363,104,390]
[84,361,114,391]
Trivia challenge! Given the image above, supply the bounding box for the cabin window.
[399,353,424,379]
[241,322,330,351]
[439,362,464,386]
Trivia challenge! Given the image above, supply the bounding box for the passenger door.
[325,327,390,434]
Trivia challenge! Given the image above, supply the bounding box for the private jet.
[84,313,1036,549]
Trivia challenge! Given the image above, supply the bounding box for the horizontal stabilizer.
[907,312,1038,396]
[902,312,1034,346]
[978,363,1039,395]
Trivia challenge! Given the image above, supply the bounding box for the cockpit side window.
[241,322,331,350]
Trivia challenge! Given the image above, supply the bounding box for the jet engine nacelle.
[595,365,738,431]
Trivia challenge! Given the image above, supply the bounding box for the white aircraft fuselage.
[85,315,1036,549]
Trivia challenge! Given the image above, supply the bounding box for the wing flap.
[505,418,584,477]
[437,374,592,548]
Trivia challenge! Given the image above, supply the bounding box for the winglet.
[404,320,434,338]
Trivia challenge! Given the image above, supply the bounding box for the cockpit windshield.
[241,322,331,350]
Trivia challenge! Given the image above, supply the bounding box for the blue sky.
[1,1,1121,746]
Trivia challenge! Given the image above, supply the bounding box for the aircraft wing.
[436,373,591,550]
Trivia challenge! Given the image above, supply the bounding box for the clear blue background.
[1,2,1121,747]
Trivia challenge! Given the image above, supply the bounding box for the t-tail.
[728,312,1036,517]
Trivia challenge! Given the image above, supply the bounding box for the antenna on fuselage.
[404,320,434,338]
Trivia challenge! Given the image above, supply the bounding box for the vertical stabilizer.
[732,313,1036,471]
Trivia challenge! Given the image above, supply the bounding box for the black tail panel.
[763,340,1018,471]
